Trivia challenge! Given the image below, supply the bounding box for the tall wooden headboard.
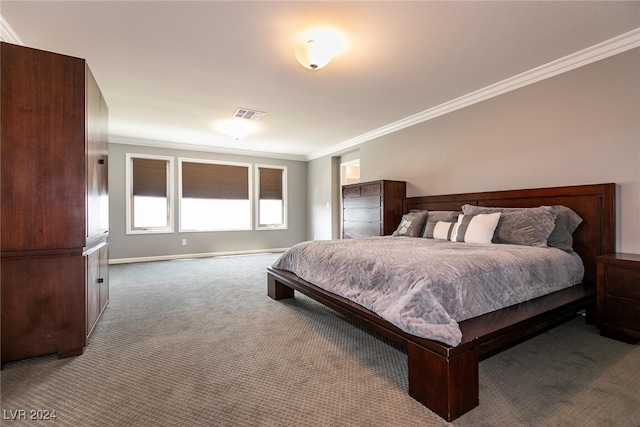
[404,183,616,285]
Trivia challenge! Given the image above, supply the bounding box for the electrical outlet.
[181,239,187,246]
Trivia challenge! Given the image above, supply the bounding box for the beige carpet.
[1,253,639,426]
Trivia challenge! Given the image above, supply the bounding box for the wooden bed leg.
[407,342,479,422]
[267,274,294,300]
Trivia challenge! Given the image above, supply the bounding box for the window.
[179,159,251,231]
[256,165,287,229]
[126,153,174,234]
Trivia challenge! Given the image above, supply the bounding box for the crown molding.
[0,14,23,44]
[306,27,640,161]
[109,135,307,162]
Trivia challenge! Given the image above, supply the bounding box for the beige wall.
[307,156,334,241]
[310,48,640,253]
[108,143,307,262]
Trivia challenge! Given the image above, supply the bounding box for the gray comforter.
[272,237,584,346]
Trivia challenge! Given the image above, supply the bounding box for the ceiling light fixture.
[295,39,334,71]
[216,119,260,141]
[215,108,265,141]
[295,28,347,71]
[217,120,254,141]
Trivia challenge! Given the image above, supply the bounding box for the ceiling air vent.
[233,108,266,121]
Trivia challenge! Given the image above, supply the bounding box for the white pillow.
[433,221,456,240]
[452,212,501,244]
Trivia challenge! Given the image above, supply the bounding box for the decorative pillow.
[433,221,457,240]
[547,205,583,252]
[461,204,557,247]
[452,212,501,244]
[422,211,461,238]
[392,210,429,237]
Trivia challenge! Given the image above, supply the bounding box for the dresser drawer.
[343,207,381,222]
[343,186,362,198]
[360,183,381,196]
[604,296,640,333]
[343,195,381,208]
[343,221,381,237]
[605,265,640,299]
[343,183,382,198]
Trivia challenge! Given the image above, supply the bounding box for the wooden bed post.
[407,342,479,422]
[267,274,294,300]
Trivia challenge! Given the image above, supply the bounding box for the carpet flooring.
[1,253,639,426]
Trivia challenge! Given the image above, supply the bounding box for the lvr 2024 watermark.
[3,409,57,421]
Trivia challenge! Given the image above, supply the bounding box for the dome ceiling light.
[216,108,265,141]
[295,39,334,70]
[295,28,348,71]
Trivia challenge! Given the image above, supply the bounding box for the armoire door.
[86,66,109,242]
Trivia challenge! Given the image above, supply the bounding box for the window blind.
[132,158,167,197]
[259,167,283,200]
[182,162,249,199]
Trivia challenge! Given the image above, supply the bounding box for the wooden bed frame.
[267,183,615,421]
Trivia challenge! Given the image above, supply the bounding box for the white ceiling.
[2,1,639,161]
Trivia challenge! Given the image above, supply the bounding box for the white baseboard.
[109,247,289,265]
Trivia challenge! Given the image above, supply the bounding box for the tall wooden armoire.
[1,42,109,365]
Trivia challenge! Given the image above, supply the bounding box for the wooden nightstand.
[596,253,640,344]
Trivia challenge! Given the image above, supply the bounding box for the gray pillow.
[392,210,429,237]
[422,211,461,238]
[547,205,583,252]
[461,204,558,247]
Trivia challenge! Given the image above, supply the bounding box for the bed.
[267,183,615,421]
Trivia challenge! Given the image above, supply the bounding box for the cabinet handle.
[97,278,104,283]
[98,159,105,164]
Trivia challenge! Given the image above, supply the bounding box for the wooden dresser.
[342,180,406,238]
[1,43,109,365]
[596,253,640,344]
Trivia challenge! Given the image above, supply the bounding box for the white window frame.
[125,153,174,234]
[178,157,253,232]
[254,164,288,230]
